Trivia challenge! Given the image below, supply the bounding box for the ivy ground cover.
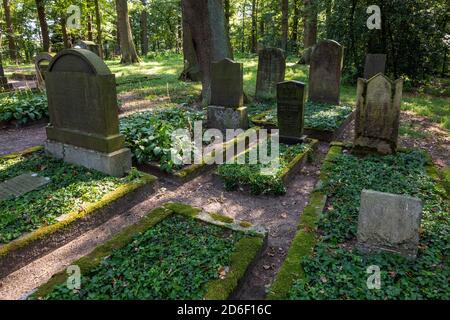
[281,147,449,300]
[0,91,48,126]
[217,140,315,196]
[32,203,266,300]
[0,148,145,244]
[251,101,353,131]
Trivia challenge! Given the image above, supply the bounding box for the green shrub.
[0,91,48,125]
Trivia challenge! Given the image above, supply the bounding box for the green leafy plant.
[0,91,48,125]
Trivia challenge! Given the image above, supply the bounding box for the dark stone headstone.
[357,190,422,259]
[364,54,387,79]
[0,173,50,201]
[308,40,343,105]
[277,81,306,143]
[354,74,403,155]
[74,40,101,57]
[210,58,244,108]
[44,49,131,177]
[34,52,55,90]
[256,48,286,100]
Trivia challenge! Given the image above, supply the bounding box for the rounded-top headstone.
[48,49,110,75]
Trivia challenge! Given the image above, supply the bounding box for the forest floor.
[0,54,448,299]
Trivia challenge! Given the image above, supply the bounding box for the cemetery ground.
[0,53,449,300]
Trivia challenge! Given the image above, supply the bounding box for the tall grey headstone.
[208,58,248,131]
[357,190,423,259]
[44,49,131,177]
[308,40,343,105]
[277,81,305,143]
[354,73,403,155]
[256,48,286,100]
[364,54,387,79]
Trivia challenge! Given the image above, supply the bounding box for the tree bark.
[251,0,258,53]
[224,0,231,36]
[87,15,94,41]
[35,0,50,52]
[2,0,17,61]
[180,0,233,105]
[115,0,140,64]
[291,0,300,52]
[281,0,289,51]
[61,18,70,49]
[140,0,149,56]
[303,0,317,48]
[94,0,104,58]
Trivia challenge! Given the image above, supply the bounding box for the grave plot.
[30,203,267,300]
[251,101,354,142]
[0,91,48,128]
[269,143,449,300]
[0,146,156,278]
[217,138,318,195]
[120,107,256,183]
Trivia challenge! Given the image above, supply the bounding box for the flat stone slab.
[357,189,423,259]
[0,173,50,201]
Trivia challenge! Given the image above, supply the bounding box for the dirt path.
[0,123,47,156]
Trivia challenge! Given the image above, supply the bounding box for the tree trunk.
[291,0,300,52]
[303,0,317,49]
[61,18,70,49]
[224,0,231,36]
[180,0,233,105]
[87,15,94,41]
[241,1,246,53]
[115,0,140,64]
[140,0,149,56]
[251,0,258,53]
[94,0,104,58]
[35,0,50,52]
[0,54,5,77]
[281,0,289,51]
[2,0,17,61]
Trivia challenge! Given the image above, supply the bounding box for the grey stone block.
[357,189,423,259]
[207,106,248,131]
[45,140,132,177]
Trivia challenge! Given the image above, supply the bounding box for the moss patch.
[210,212,234,224]
[163,202,201,217]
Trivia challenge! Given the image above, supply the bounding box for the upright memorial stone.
[277,81,306,143]
[364,54,387,79]
[207,59,248,131]
[35,52,54,90]
[357,190,423,259]
[44,49,131,177]
[74,40,101,57]
[256,48,286,100]
[308,40,343,105]
[354,73,403,155]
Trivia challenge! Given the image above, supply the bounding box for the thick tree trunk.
[181,0,233,105]
[116,0,140,64]
[61,18,70,49]
[94,0,104,58]
[303,0,317,48]
[291,0,300,52]
[140,0,149,56]
[224,0,231,36]
[2,0,17,61]
[87,15,94,41]
[251,0,258,53]
[281,0,289,51]
[35,0,50,52]
[0,54,5,77]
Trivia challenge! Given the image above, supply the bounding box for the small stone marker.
[74,40,101,57]
[308,39,343,105]
[208,58,248,131]
[44,49,131,177]
[354,73,403,154]
[277,81,306,143]
[34,52,54,90]
[357,190,423,259]
[256,47,286,100]
[0,173,51,201]
[364,54,386,79]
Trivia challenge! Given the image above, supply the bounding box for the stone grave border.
[30,202,268,300]
[138,127,262,184]
[251,109,355,142]
[0,146,157,279]
[215,137,319,194]
[267,142,448,300]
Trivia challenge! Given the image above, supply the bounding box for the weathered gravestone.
[364,54,387,79]
[277,81,306,143]
[0,173,51,201]
[357,190,423,259]
[354,73,403,155]
[44,49,131,177]
[256,48,286,100]
[74,40,101,57]
[207,58,248,131]
[308,40,343,105]
[34,52,55,90]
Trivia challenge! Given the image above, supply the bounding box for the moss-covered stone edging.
[251,111,355,142]
[139,127,262,184]
[30,202,268,300]
[267,142,448,300]
[0,147,158,279]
